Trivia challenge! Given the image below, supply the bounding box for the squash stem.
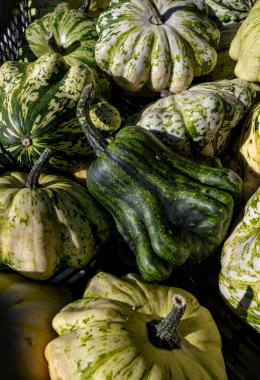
[79,0,91,13]
[26,149,52,189]
[156,294,186,346]
[142,0,164,25]
[77,84,108,157]
[45,32,65,55]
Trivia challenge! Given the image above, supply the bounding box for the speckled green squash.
[0,53,117,172]
[45,272,228,380]
[239,102,260,201]
[205,0,256,24]
[135,79,256,157]
[77,85,242,282]
[219,186,260,333]
[95,0,220,94]
[229,0,260,84]
[0,155,111,280]
[24,8,111,96]
[0,272,71,380]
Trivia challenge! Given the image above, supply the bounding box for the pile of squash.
[0,0,259,379]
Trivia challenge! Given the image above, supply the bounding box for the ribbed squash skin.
[136,79,256,157]
[205,0,256,24]
[82,125,242,282]
[45,272,228,380]
[0,272,71,380]
[0,53,95,172]
[95,0,220,94]
[0,172,111,280]
[229,0,260,84]
[219,187,260,332]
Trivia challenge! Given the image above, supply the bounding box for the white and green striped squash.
[135,79,256,157]
[45,272,228,380]
[219,186,260,333]
[205,0,256,24]
[95,0,220,94]
[24,8,111,96]
[0,53,118,172]
[0,152,111,280]
[229,0,260,85]
[239,102,260,201]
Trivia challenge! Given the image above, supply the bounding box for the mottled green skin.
[205,0,256,24]
[84,125,242,282]
[95,0,220,94]
[25,9,111,97]
[0,53,97,172]
[0,172,111,280]
[46,272,228,380]
[219,187,260,332]
[136,78,256,157]
[229,0,260,83]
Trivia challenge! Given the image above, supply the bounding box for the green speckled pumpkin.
[0,150,111,280]
[45,271,228,380]
[135,78,256,157]
[219,186,260,332]
[95,0,220,94]
[0,272,71,380]
[229,0,260,84]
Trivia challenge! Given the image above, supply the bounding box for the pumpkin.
[95,0,220,94]
[27,0,83,21]
[219,186,260,333]
[237,102,260,201]
[229,0,260,85]
[135,78,256,158]
[24,6,111,96]
[77,85,242,282]
[0,271,71,380]
[205,0,256,24]
[0,149,111,280]
[45,271,228,380]
[0,52,118,172]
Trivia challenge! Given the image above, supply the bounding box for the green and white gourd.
[205,0,256,24]
[0,150,111,280]
[27,0,83,21]
[219,186,260,333]
[136,79,256,157]
[0,53,119,172]
[95,0,220,94]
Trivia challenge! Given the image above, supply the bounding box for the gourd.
[0,52,118,172]
[24,4,111,96]
[0,149,111,280]
[205,0,256,24]
[219,186,260,333]
[77,85,242,282]
[229,0,260,84]
[0,271,71,380]
[135,79,256,157]
[45,271,228,380]
[239,102,260,201]
[95,0,220,94]
[88,0,110,16]
[28,0,83,21]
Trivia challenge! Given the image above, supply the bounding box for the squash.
[88,0,110,17]
[24,6,111,96]
[77,85,242,282]
[27,0,83,21]
[205,0,256,24]
[0,53,118,172]
[0,149,111,280]
[219,186,260,333]
[135,78,256,158]
[0,271,71,380]
[45,271,228,380]
[229,0,260,85]
[239,102,260,201]
[95,0,220,94]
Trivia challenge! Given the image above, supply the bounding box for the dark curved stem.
[79,0,91,13]
[26,149,52,189]
[142,0,164,24]
[45,32,65,54]
[156,294,186,346]
[77,84,108,157]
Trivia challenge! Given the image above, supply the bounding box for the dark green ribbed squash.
[77,85,242,282]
